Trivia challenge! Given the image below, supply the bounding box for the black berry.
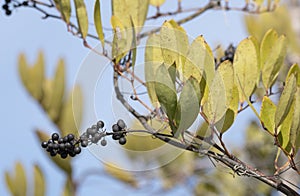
[117,119,126,129]
[112,133,122,140]
[41,141,48,148]
[112,124,120,132]
[97,120,104,129]
[51,133,59,141]
[74,146,81,154]
[22,1,28,6]
[100,139,107,146]
[5,0,11,3]
[58,138,64,144]
[60,152,68,159]
[67,134,75,141]
[2,4,8,10]
[5,9,11,16]
[87,128,97,136]
[81,140,88,147]
[119,137,127,145]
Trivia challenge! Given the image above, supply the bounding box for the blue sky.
[0,0,252,195]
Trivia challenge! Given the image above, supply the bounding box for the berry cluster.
[2,0,12,16]
[80,120,107,147]
[111,119,127,145]
[219,44,236,64]
[41,133,82,159]
[41,119,129,159]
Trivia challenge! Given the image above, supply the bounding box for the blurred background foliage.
[3,0,300,195]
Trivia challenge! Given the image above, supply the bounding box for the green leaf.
[15,162,27,196]
[160,20,189,75]
[34,165,45,196]
[74,0,88,39]
[130,17,137,71]
[144,33,164,107]
[94,0,105,47]
[184,36,215,84]
[233,37,259,102]
[275,74,297,128]
[155,64,177,130]
[261,29,287,89]
[18,52,45,101]
[174,77,200,137]
[35,130,72,174]
[58,85,83,137]
[289,88,300,148]
[150,0,166,6]
[278,100,295,152]
[260,96,276,135]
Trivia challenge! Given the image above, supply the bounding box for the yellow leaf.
[104,163,138,187]
[150,0,166,6]
[34,165,45,196]
[94,0,105,47]
[260,96,276,134]
[74,0,88,39]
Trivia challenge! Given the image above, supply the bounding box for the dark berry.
[74,146,81,154]
[2,4,8,10]
[50,151,57,157]
[59,143,65,150]
[100,139,107,146]
[91,136,100,144]
[67,134,75,141]
[63,136,69,143]
[53,143,59,150]
[58,138,64,144]
[112,124,120,132]
[119,137,127,145]
[91,125,98,130]
[22,1,28,6]
[5,9,11,16]
[65,142,72,149]
[41,141,48,148]
[51,133,59,141]
[87,128,97,136]
[5,0,11,3]
[220,56,227,63]
[97,120,105,129]
[69,151,76,157]
[47,139,53,144]
[117,119,126,129]
[112,133,122,140]
[81,140,88,147]
[60,152,68,159]
[48,143,54,149]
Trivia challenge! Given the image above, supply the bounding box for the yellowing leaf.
[59,0,71,24]
[275,74,297,128]
[5,172,16,195]
[287,63,300,86]
[112,0,149,33]
[18,52,45,101]
[150,0,166,6]
[111,15,130,62]
[62,177,75,196]
[145,33,164,107]
[260,29,287,89]
[233,37,259,102]
[260,96,276,134]
[58,85,83,137]
[44,59,65,121]
[34,165,45,196]
[184,35,215,83]
[94,0,105,47]
[15,162,27,196]
[174,77,200,137]
[160,20,188,76]
[74,0,88,39]
[104,163,138,187]
[35,130,72,174]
